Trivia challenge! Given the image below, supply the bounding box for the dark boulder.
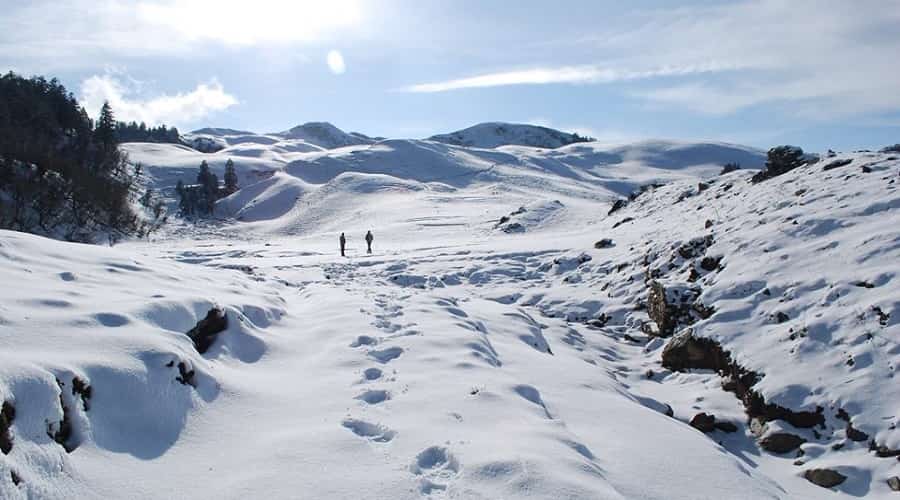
[594,238,615,249]
[0,401,14,454]
[187,307,228,354]
[822,158,853,171]
[887,476,900,492]
[759,432,805,454]
[714,421,738,433]
[690,412,716,433]
[699,256,722,271]
[804,468,846,488]
[661,329,726,372]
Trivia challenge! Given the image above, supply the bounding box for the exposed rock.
[690,412,716,433]
[697,182,710,192]
[887,476,900,491]
[664,404,674,417]
[846,423,869,442]
[10,469,20,486]
[594,238,615,249]
[586,314,609,328]
[714,421,738,433]
[772,311,790,323]
[662,331,825,429]
[608,199,627,215]
[72,377,92,411]
[822,158,853,171]
[48,381,76,453]
[759,432,806,454]
[704,219,714,229]
[647,281,710,337]
[503,222,525,234]
[662,329,726,371]
[187,307,228,354]
[699,256,721,271]
[870,442,900,458]
[176,361,196,387]
[804,468,847,488]
[612,217,634,229]
[0,401,14,454]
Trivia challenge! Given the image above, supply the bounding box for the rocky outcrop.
[0,401,14,454]
[646,281,712,337]
[662,330,825,429]
[187,307,228,354]
[804,468,847,488]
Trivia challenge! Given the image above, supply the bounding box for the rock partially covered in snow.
[803,468,847,488]
[186,307,228,354]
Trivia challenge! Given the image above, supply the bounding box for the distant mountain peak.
[428,122,593,149]
[275,121,374,149]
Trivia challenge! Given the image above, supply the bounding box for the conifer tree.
[224,159,238,195]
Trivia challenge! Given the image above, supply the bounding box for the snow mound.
[0,230,286,497]
[429,122,589,149]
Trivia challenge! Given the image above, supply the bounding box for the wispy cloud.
[403,62,737,93]
[80,74,238,126]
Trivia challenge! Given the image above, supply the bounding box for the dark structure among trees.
[0,72,160,242]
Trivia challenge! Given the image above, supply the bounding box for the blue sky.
[3,0,900,150]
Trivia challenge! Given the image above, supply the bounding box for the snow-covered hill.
[273,122,374,149]
[5,119,899,498]
[429,122,591,149]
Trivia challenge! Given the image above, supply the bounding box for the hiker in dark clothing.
[365,230,374,254]
[339,232,346,257]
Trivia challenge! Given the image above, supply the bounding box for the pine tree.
[223,159,238,195]
[196,160,212,186]
[94,101,117,150]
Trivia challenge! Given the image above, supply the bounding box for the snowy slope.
[7,118,899,498]
[428,122,589,149]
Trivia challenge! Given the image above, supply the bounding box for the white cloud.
[327,50,346,75]
[137,0,363,46]
[0,0,365,66]
[403,62,736,93]
[80,74,238,126]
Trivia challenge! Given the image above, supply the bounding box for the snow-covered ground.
[2,124,898,498]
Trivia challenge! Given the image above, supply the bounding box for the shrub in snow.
[720,162,741,175]
[751,145,807,183]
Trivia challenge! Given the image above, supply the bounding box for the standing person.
[365,230,374,254]
[339,232,346,257]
